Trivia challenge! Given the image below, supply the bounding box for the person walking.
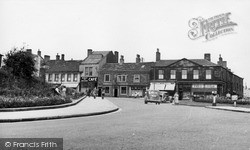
[92,87,97,99]
[61,86,67,97]
[101,88,105,99]
[174,92,179,105]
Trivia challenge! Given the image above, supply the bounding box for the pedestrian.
[101,88,105,99]
[61,86,67,97]
[92,87,97,99]
[88,88,91,97]
[174,92,179,105]
[54,86,60,96]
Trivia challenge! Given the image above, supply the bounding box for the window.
[104,87,110,94]
[182,70,187,79]
[170,70,176,79]
[158,70,164,79]
[55,74,59,82]
[193,70,199,79]
[85,67,93,76]
[133,74,140,83]
[120,86,127,95]
[206,70,212,79]
[73,74,78,82]
[61,74,65,82]
[48,74,52,81]
[104,74,110,82]
[67,74,71,82]
[117,75,127,82]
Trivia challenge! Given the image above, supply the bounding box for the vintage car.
[144,90,169,104]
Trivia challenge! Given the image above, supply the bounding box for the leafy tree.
[3,48,37,80]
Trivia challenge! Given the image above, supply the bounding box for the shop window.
[158,70,164,79]
[117,75,127,82]
[104,87,110,94]
[104,74,110,82]
[120,86,127,95]
[54,74,59,82]
[61,74,65,82]
[48,74,52,82]
[170,70,176,79]
[206,70,212,79]
[193,70,199,79]
[182,70,187,79]
[133,74,140,83]
[73,74,78,82]
[67,74,72,82]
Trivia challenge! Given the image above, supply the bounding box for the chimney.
[44,55,50,63]
[61,54,65,61]
[56,53,60,60]
[120,55,124,64]
[204,53,211,61]
[87,49,93,56]
[217,54,227,68]
[26,49,32,54]
[114,51,119,63]
[37,49,41,56]
[156,48,161,61]
[136,54,141,63]
[0,54,3,67]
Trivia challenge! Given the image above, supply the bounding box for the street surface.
[1,97,250,150]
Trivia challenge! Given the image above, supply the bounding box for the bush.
[0,96,72,108]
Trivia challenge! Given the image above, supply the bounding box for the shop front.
[130,86,147,97]
[191,84,218,99]
[80,77,98,93]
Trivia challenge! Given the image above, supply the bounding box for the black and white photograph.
[0,0,250,149]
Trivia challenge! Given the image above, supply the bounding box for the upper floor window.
[170,70,176,79]
[158,70,164,79]
[133,74,140,83]
[73,74,78,82]
[61,74,65,82]
[117,75,127,82]
[54,74,59,82]
[67,74,72,82]
[206,70,212,79]
[85,67,93,76]
[193,70,199,79]
[48,74,53,82]
[104,74,110,82]
[182,70,187,79]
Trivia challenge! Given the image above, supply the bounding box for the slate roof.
[100,62,155,72]
[82,51,111,64]
[45,60,82,73]
[155,58,218,67]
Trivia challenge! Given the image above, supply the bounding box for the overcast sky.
[0,0,250,87]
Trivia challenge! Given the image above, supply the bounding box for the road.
[1,97,250,150]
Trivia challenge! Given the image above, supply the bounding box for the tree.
[3,48,37,80]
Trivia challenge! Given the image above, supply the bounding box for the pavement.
[0,96,119,123]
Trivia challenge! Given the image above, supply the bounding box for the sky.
[0,0,250,87]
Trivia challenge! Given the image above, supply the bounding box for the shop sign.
[81,77,98,82]
[192,84,217,89]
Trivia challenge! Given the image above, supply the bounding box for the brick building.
[79,49,118,94]
[150,49,244,99]
[98,55,154,97]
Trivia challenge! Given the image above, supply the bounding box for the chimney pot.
[156,48,161,61]
[204,53,211,61]
[120,55,124,64]
[87,49,93,56]
[56,53,60,60]
[61,54,65,61]
[136,54,141,63]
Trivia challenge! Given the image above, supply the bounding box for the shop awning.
[149,82,175,91]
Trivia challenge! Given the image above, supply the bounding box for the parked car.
[144,90,169,104]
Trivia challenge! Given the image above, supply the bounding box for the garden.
[0,48,84,109]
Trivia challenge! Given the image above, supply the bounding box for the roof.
[82,51,111,64]
[100,62,155,72]
[45,60,82,73]
[155,58,218,67]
